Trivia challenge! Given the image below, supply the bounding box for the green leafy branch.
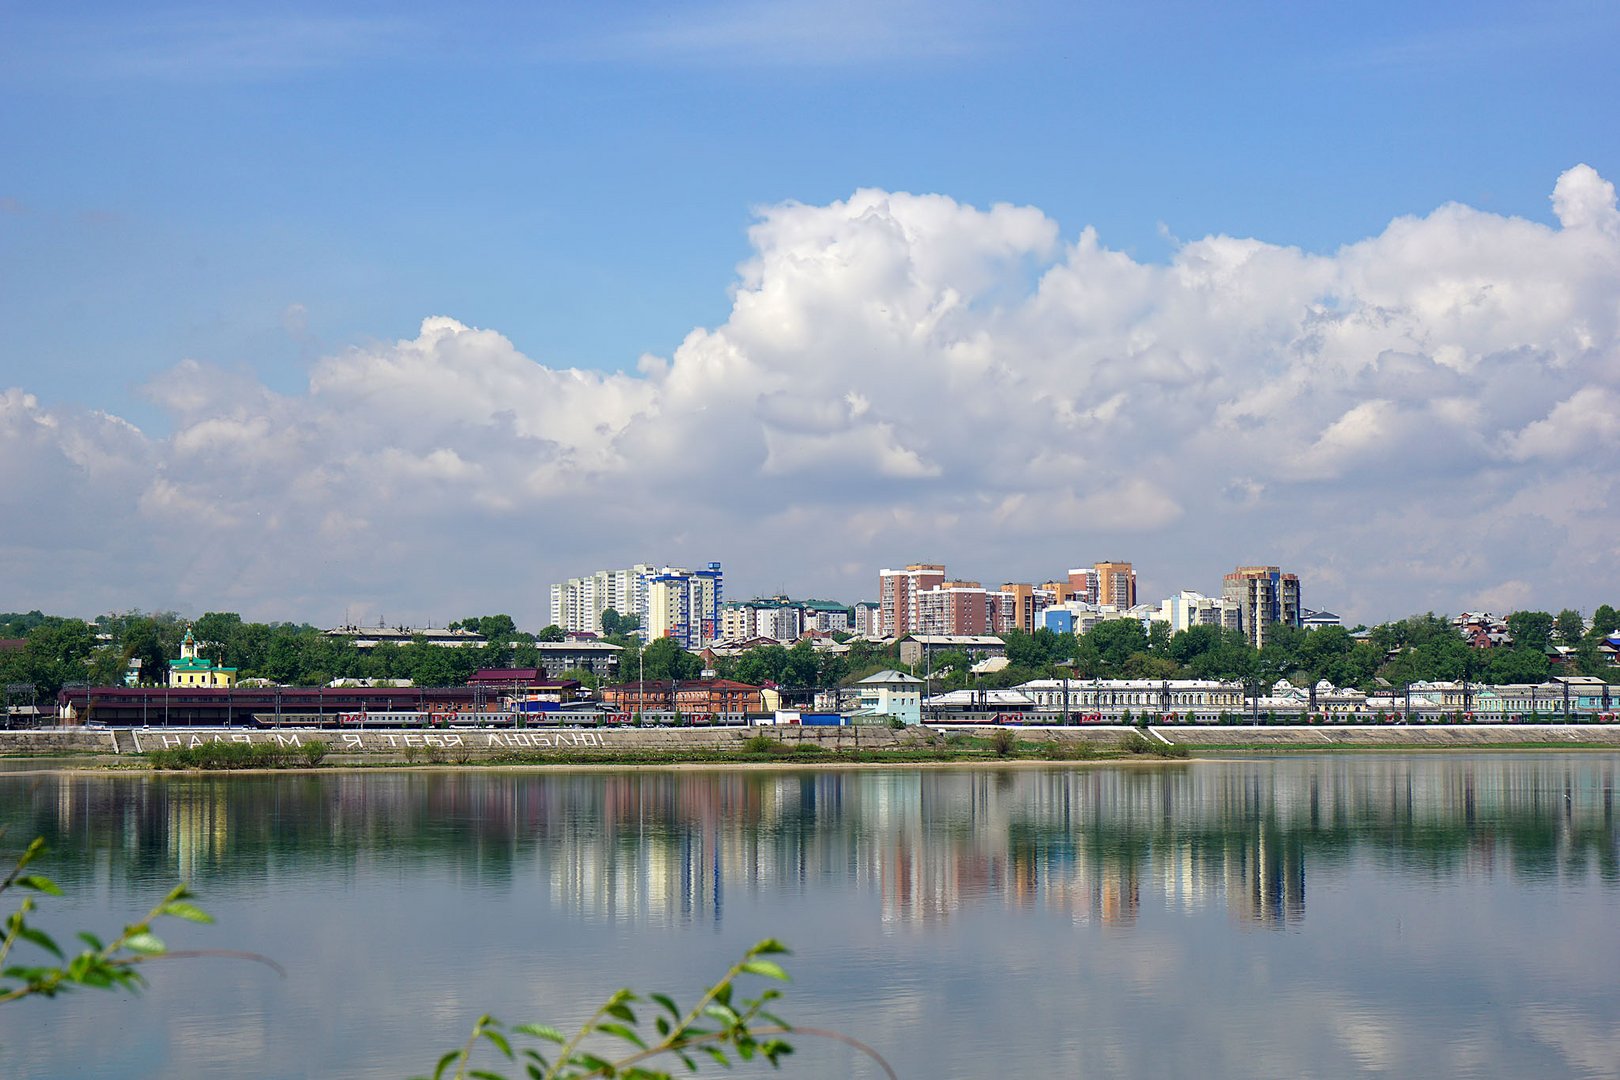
[0,833,282,1006]
[418,939,895,1080]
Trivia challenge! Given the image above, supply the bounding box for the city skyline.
[3,3,1618,628]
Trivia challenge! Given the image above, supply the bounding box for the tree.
[0,610,46,638]
[1168,624,1224,665]
[478,614,518,642]
[23,618,98,697]
[536,624,565,643]
[1506,610,1555,653]
[557,666,599,691]
[1488,646,1549,685]
[1084,620,1148,673]
[780,640,820,689]
[193,612,244,664]
[727,646,785,687]
[640,638,701,682]
[120,617,173,686]
[1554,609,1585,646]
[407,645,457,688]
[1590,604,1620,639]
[600,609,640,638]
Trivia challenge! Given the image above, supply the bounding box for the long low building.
[1015,678,1246,719]
[59,685,485,726]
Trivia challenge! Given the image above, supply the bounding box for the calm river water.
[1,754,1618,1079]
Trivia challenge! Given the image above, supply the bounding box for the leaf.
[749,940,790,957]
[512,1024,565,1044]
[480,1028,514,1059]
[649,993,681,1017]
[702,1004,741,1027]
[123,932,166,955]
[468,1071,507,1080]
[75,932,105,951]
[595,1021,646,1049]
[16,925,63,959]
[604,1001,637,1024]
[158,901,213,924]
[432,1048,460,1080]
[738,960,788,982]
[16,875,63,896]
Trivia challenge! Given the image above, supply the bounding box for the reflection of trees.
[1,757,1615,928]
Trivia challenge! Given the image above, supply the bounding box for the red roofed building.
[601,677,763,721]
[467,668,580,703]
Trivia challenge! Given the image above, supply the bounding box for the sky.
[1,0,1618,629]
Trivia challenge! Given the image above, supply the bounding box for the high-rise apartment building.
[551,562,722,642]
[1160,590,1241,634]
[1094,561,1137,609]
[914,580,989,636]
[1221,566,1302,648]
[1000,583,1062,634]
[1066,568,1099,604]
[550,563,656,635]
[878,564,946,637]
[645,563,725,649]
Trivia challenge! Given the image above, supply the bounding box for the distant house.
[534,640,623,678]
[853,670,924,725]
[1301,609,1342,631]
[898,635,1006,667]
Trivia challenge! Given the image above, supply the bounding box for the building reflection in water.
[3,756,1616,931]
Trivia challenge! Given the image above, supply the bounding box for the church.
[167,628,238,688]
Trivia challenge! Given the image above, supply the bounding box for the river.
[1,754,1617,1078]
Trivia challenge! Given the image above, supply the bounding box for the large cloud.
[5,168,1619,625]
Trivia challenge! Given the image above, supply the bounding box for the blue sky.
[2,1,1618,625]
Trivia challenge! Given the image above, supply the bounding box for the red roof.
[469,668,541,683]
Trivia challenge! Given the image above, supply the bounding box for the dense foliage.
[0,611,558,698]
[0,603,1614,707]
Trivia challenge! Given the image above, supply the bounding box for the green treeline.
[1,604,1616,702]
[0,610,598,699]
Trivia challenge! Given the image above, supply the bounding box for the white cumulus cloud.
[5,166,1620,624]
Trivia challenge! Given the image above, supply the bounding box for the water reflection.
[5,755,1615,932]
[3,755,1620,1079]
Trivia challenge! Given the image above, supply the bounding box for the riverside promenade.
[5,723,1620,760]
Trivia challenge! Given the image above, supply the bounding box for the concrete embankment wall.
[1151,724,1620,748]
[0,730,118,754]
[2,724,940,758]
[946,724,1620,748]
[6,724,1620,759]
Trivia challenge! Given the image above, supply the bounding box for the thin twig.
[143,949,288,977]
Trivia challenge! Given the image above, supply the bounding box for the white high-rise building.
[1160,591,1241,634]
[549,563,657,635]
